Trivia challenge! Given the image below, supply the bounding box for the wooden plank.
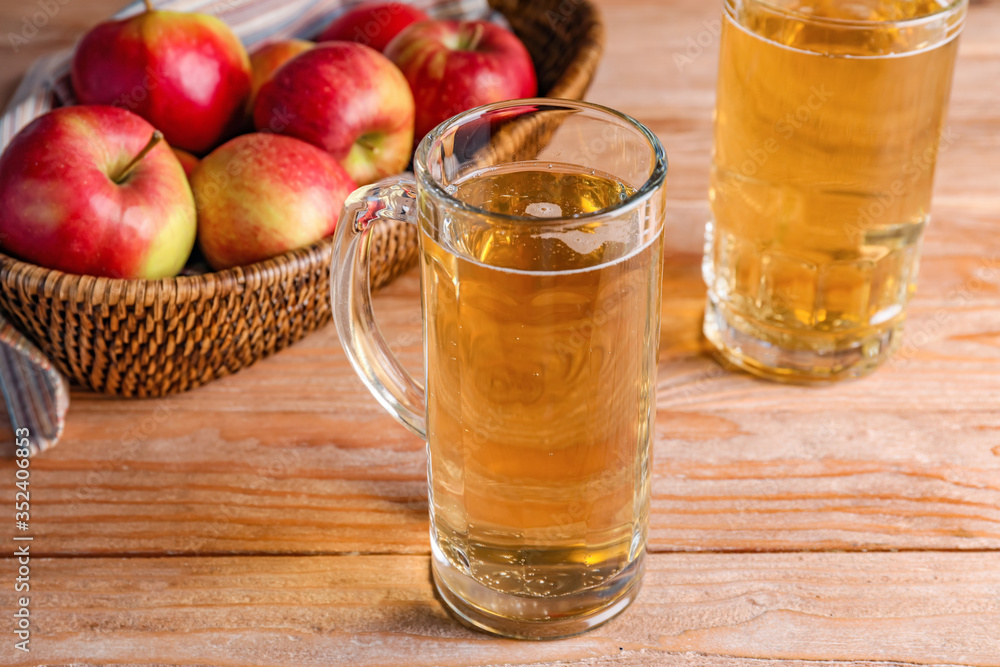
[1,551,998,666]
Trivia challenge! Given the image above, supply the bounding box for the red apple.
[0,106,196,279]
[253,42,414,186]
[191,133,357,270]
[172,148,200,178]
[385,20,537,143]
[248,39,313,112]
[317,2,428,53]
[71,0,252,154]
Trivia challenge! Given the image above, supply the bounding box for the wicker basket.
[0,0,604,397]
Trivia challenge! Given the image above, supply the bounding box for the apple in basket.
[253,41,415,185]
[71,0,252,155]
[385,20,538,144]
[191,133,356,271]
[317,1,429,52]
[247,39,314,113]
[0,105,197,279]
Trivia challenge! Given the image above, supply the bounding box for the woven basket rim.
[0,237,333,294]
[0,0,604,299]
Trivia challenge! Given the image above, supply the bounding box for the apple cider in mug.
[335,99,667,637]
[420,163,662,598]
[706,0,965,380]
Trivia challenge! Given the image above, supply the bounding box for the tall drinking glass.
[704,0,968,382]
[333,99,668,639]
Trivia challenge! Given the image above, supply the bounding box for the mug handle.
[332,177,426,440]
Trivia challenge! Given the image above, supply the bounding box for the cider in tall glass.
[422,163,661,602]
[704,0,968,381]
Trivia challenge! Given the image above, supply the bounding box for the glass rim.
[729,0,967,29]
[413,98,668,225]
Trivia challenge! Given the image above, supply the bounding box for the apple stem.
[113,131,163,184]
[464,23,485,51]
[143,0,154,12]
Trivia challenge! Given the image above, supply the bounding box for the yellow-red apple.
[253,42,414,185]
[385,20,537,144]
[71,0,252,154]
[191,133,356,270]
[0,106,196,279]
[248,39,313,113]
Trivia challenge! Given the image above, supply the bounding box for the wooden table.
[2,1,1000,665]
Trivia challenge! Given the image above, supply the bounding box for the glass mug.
[704,0,968,382]
[333,99,667,639]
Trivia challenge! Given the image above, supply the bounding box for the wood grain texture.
[2,552,999,666]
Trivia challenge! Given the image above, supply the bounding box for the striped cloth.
[0,0,492,453]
